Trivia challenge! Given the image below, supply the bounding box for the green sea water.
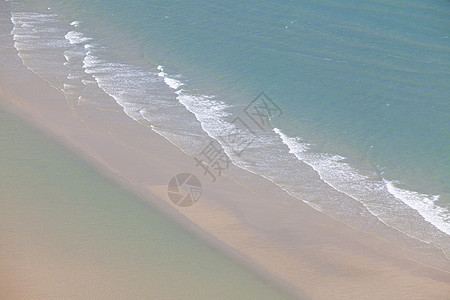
[0,106,291,299]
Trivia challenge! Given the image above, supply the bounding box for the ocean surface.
[3,0,450,257]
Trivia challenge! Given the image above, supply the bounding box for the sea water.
[3,0,449,257]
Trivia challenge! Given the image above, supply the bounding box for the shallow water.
[0,106,290,298]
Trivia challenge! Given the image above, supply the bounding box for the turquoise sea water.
[3,0,450,255]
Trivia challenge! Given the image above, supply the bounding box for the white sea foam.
[10,10,112,113]
[157,64,164,74]
[65,30,91,45]
[177,93,232,137]
[10,12,71,89]
[157,65,183,89]
[81,78,96,85]
[70,21,80,27]
[67,73,79,80]
[164,77,183,90]
[274,127,450,243]
[83,50,160,121]
[385,180,450,235]
[156,65,233,140]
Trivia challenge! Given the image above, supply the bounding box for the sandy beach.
[1,34,450,300]
[1,2,450,298]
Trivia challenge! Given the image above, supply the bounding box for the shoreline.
[0,3,449,296]
[1,45,450,299]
